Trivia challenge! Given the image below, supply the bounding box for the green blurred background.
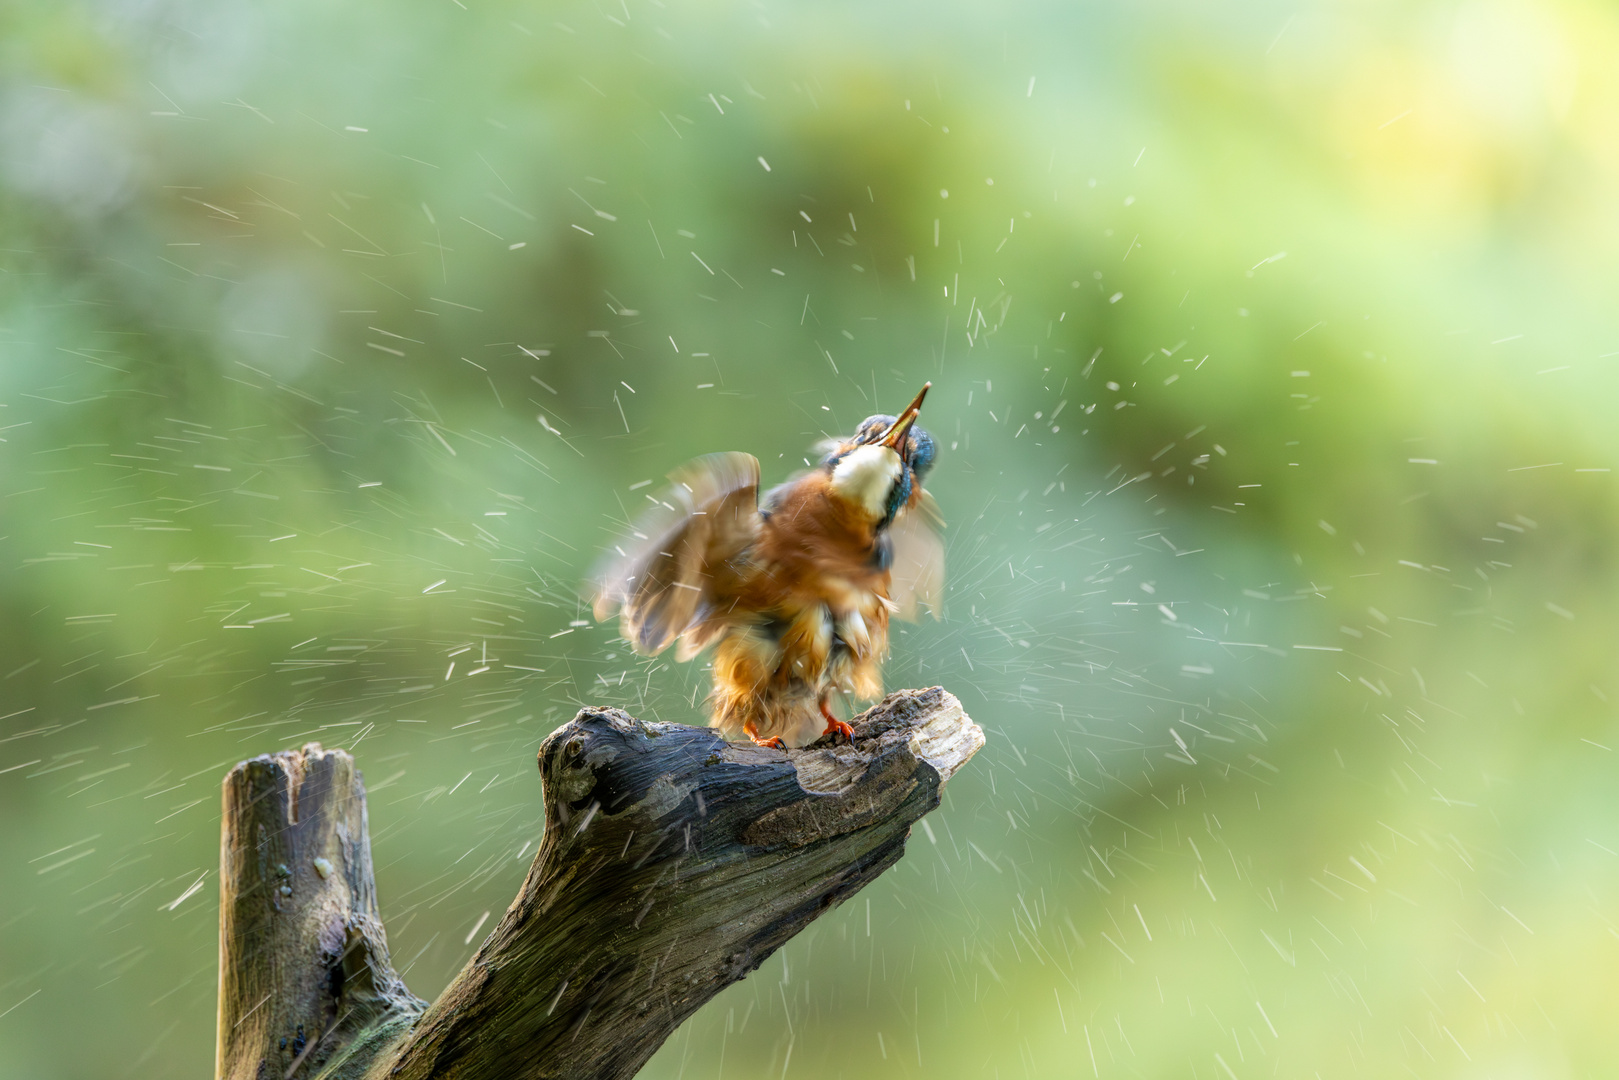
[4,0,1619,1075]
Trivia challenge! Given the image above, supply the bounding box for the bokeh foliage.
[4,0,1619,1076]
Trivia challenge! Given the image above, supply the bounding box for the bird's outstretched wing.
[888,488,945,620]
[591,452,761,656]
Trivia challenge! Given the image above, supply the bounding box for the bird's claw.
[742,722,786,750]
[818,700,855,743]
[821,717,855,743]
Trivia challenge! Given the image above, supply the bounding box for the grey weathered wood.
[214,687,982,1080]
[216,744,426,1080]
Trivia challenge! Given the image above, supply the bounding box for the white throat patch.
[830,444,902,518]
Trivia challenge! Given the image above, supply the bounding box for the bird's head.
[823,383,933,531]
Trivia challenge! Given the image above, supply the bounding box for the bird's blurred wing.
[591,452,761,655]
[888,488,945,621]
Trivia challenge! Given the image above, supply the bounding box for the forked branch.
[215,687,983,1080]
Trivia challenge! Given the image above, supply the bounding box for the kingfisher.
[591,384,943,748]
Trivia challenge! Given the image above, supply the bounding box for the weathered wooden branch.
[215,687,982,1080]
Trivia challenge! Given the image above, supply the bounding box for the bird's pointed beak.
[878,383,930,454]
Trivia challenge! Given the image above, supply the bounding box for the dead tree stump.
[214,687,983,1080]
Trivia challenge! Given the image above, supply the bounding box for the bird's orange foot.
[818,701,854,743]
[742,722,786,750]
[821,717,855,742]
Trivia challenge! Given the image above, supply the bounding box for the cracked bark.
[213,686,983,1080]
